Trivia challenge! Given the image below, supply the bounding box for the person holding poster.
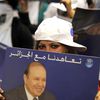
[33,16,100,100]
[0,16,99,100]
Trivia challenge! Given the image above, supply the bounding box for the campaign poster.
[0,43,99,100]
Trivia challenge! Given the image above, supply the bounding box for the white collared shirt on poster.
[25,86,39,100]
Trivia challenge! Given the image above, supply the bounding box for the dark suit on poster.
[4,86,56,100]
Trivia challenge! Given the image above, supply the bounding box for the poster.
[0,43,99,100]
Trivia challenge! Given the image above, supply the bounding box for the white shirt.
[25,86,39,100]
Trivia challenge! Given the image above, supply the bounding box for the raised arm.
[61,0,75,18]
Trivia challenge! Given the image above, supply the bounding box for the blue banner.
[0,43,99,100]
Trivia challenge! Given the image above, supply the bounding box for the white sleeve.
[44,3,58,19]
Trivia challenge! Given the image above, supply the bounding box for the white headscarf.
[0,3,14,47]
[28,1,40,25]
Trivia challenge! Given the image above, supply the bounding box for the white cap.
[34,16,87,52]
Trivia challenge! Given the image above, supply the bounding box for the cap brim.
[34,35,87,52]
[58,39,87,52]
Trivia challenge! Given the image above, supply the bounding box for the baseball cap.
[34,16,87,52]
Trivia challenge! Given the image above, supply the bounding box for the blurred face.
[37,40,69,53]
[24,66,46,96]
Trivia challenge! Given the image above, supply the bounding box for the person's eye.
[50,44,60,49]
[38,44,45,50]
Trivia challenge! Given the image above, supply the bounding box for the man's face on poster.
[24,65,46,96]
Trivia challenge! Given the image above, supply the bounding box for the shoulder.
[4,86,26,100]
[11,17,34,49]
[12,17,30,33]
